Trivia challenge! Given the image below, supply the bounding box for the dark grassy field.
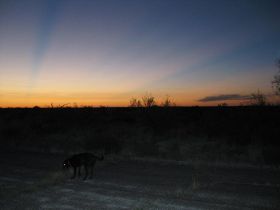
[1,106,280,166]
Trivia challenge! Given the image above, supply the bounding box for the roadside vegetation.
[1,106,279,167]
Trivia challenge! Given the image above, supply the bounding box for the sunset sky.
[1,0,280,107]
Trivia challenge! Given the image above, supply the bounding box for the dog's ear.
[67,160,71,166]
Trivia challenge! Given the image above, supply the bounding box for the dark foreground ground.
[0,152,279,210]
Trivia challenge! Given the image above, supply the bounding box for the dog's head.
[63,159,71,169]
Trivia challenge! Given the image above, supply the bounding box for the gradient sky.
[1,0,280,107]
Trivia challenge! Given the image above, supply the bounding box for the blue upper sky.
[1,0,280,106]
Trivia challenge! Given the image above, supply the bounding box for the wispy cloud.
[198,94,250,102]
[32,0,61,75]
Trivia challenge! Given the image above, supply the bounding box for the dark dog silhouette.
[63,153,104,180]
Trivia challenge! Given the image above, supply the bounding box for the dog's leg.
[71,167,76,179]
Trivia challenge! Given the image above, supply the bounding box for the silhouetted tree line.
[242,58,280,106]
[129,94,176,107]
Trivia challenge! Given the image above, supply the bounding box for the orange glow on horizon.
[0,89,261,108]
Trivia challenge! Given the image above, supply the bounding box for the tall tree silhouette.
[272,58,280,95]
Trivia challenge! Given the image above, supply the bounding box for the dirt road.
[0,152,279,209]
